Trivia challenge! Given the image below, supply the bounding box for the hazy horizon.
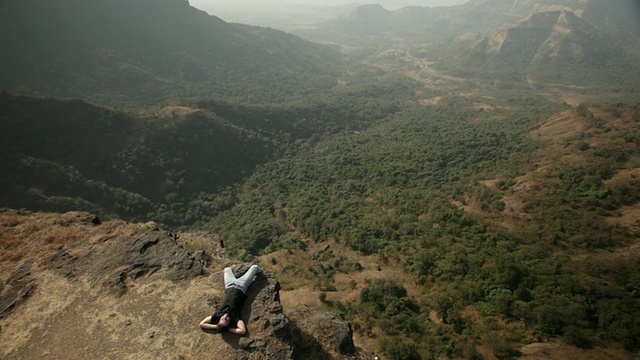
[188,0,470,29]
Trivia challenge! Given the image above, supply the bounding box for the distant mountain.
[302,0,640,90]
[305,4,448,42]
[463,0,640,51]
[305,0,640,48]
[440,9,639,89]
[0,0,345,106]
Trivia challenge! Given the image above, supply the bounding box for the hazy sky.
[189,0,470,28]
[189,0,469,10]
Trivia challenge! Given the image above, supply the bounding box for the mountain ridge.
[0,0,346,106]
[456,8,637,88]
[0,93,276,223]
[305,0,640,56]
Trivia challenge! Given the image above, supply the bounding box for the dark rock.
[194,250,211,267]
[208,264,294,358]
[287,306,356,355]
[43,248,77,279]
[6,260,33,285]
[85,230,203,291]
[102,270,128,297]
[0,261,37,319]
[59,211,101,226]
[0,282,36,319]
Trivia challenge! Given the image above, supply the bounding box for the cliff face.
[0,210,357,360]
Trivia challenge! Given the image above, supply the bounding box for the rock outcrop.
[199,264,359,360]
[0,260,36,319]
[42,228,203,296]
[287,306,356,358]
[206,263,295,359]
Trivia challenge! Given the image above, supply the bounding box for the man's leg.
[233,265,262,294]
[223,267,236,288]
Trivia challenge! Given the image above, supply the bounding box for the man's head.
[217,312,230,328]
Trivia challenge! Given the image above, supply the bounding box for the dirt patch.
[531,110,589,141]
[158,105,199,117]
[605,203,640,235]
[517,342,635,360]
[451,197,478,214]
[420,96,443,105]
[480,179,498,188]
[474,102,495,111]
[605,167,640,185]
[501,193,529,218]
[590,108,638,132]
[264,238,421,307]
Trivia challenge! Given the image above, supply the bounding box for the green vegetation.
[0,94,274,224]
[3,88,639,358]
[207,96,548,255]
[0,85,410,227]
[203,99,640,358]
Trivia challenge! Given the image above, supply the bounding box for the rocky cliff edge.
[0,210,359,360]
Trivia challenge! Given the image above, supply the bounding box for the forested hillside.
[204,95,640,358]
[0,0,345,105]
[0,94,272,222]
[0,80,413,227]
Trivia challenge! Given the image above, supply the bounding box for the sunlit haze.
[188,0,470,29]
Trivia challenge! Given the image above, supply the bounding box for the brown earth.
[530,109,590,140]
[157,105,200,117]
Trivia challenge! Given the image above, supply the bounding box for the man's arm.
[229,319,246,335]
[199,316,220,330]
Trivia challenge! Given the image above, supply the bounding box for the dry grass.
[0,210,148,278]
[176,231,220,255]
[259,237,423,318]
[0,210,283,360]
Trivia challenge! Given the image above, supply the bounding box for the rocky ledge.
[0,211,360,359]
